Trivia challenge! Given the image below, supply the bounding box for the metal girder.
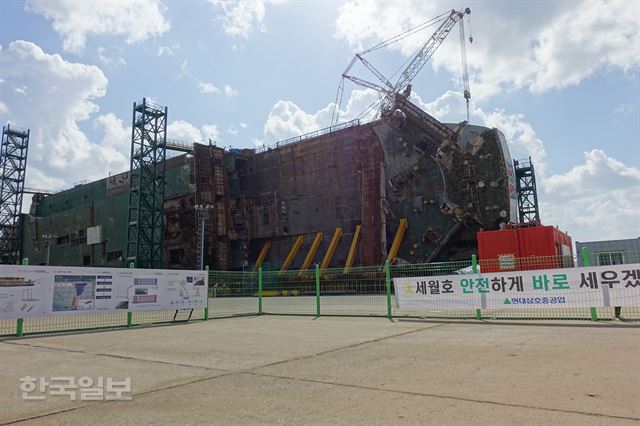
[342,74,390,94]
[343,225,361,273]
[387,218,408,262]
[280,235,304,273]
[356,54,395,91]
[514,157,540,223]
[0,124,29,265]
[126,98,167,269]
[253,241,271,271]
[320,228,343,271]
[299,232,323,275]
[387,9,466,111]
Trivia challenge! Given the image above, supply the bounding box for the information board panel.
[0,265,208,319]
[393,264,640,309]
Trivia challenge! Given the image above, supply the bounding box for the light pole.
[194,204,213,270]
[42,234,57,266]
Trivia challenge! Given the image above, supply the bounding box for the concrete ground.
[0,316,639,425]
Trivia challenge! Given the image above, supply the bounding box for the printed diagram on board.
[165,275,205,308]
[52,275,96,311]
[0,266,207,319]
[0,276,40,315]
[127,278,160,309]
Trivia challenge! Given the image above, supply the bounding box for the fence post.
[315,264,320,317]
[258,267,263,315]
[16,318,23,337]
[204,265,209,320]
[21,258,28,266]
[385,260,392,319]
[472,255,482,320]
[581,248,598,321]
[127,261,134,327]
[581,247,591,267]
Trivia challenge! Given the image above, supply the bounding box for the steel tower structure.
[126,98,167,268]
[0,124,30,264]
[514,157,540,223]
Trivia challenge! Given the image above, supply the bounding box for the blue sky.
[0,0,638,244]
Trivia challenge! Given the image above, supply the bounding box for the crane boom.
[356,54,395,91]
[382,8,470,112]
[342,74,390,95]
[331,7,472,126]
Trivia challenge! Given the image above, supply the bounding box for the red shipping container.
[477,224,573,272]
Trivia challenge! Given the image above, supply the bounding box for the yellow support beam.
[253,241,271,271]
[343,224,361,273]
[299,232,323,275]
[280,235,304,273]
[387,218,408,262]
[320,228,343,271]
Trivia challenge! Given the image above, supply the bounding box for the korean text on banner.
[393,264,640,310]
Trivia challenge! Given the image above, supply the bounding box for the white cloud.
[97,47,126,67]
[0,102,8,114]
[94,113,130,150]
[208,0,286,38]
[227,125,238,136]
[613,103,633,116]
[182,61,236,97]
[167,120,203,142]
[0,40,131,190]
[27,0,170,53]
[334,1,640,100]
[542,150,640,241]
[198,82,220,94]
[202,124,220,142]
[223,84,238,97]
[157,44,179,56]
[264,88,379,141]
[239,122,248,128]
[544,150,640,199]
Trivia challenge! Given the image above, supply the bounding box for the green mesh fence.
[208,270,259,318]
[0,318,20,336]
[2,250,639,338]
[0,309,208,338]
[261,269,318,315]
[318,265,387,317]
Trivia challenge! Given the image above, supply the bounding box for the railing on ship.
[255,118,361,153]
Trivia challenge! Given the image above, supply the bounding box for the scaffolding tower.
[126,98,167,268]
[0,124,30,264]
[514,156,540,223]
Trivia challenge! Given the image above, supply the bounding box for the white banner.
[0,265,208,319]
[393,263,640,309]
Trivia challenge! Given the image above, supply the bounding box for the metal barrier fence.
[206,250,640,322]
[2,249,639,338]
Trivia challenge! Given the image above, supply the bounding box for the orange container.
[477,224,573,272]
